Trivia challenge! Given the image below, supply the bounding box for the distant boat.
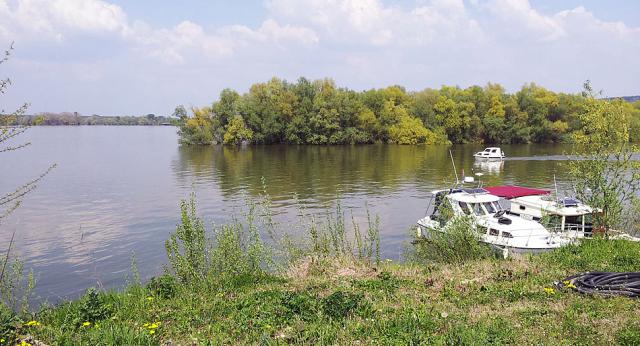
[473,147,505,160]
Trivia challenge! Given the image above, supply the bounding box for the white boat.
[485,185,640,242]
[473,147,505,160]
[416,188,571,257]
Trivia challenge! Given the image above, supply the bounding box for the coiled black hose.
[559,272,640,297]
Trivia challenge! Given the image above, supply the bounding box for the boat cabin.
[485,185,596,235]
[473,147,505,160]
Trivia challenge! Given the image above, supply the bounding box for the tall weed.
[409,216,492,264]
[165,194,209,283]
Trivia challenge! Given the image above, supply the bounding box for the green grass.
[0,239,636,345]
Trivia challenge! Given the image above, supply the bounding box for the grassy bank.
[2,200,640,345]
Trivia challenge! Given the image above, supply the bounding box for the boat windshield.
[458,202,471,215]
[472,203,485,216]
[483,202,497,214]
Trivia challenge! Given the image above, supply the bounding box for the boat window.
[491,149,497,153]
[472,203,485,216]
[502,231,513,238]
[543,214,563,229]
[489,229,499,236]
[565,215,581,226]
[483,202,497,214]
[458,202,471,215]
[519,205,526,211]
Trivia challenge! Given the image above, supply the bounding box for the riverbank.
[3,239,639,345]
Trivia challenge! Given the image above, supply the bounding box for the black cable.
[558,272,640,297]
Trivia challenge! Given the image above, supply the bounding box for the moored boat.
[416,187,571,257]
[484,185,640,242]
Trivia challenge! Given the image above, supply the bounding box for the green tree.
[567,82,640,233]
[178,106,215,145]
[211,89,241,142]
[223,116,253,145]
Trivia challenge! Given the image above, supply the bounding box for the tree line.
[176,77,640,145]
[4,112,176,126]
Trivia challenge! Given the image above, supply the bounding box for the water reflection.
[474,160,504,174]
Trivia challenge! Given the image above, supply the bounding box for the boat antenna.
[553,174,560,203]
[449,149,459,185]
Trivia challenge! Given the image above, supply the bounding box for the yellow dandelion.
[82,321,91,327]
[149,330,156,335]
[143,323,150,327]
[25,320,41,327]
[146,297,153,301]
[20,341,32,346]
[544,287,556,295]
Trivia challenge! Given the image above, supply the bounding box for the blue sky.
[1,0,639,116]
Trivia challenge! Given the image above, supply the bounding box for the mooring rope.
[559,272,640,298]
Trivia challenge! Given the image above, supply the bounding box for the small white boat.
[473,147,505,160]
[416,188,571,257]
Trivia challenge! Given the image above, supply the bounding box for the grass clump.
[409,215,493,264]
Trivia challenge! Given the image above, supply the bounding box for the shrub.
[410,216,492,264]
[73,288,113,326]
[165,194,209,283]
[146,275,178,299]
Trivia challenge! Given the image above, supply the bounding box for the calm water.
[1,127,575,301]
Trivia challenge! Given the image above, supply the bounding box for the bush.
[165,194,209,283]
[410,216,492,264]
[73,288,113,326]
[146,275,178,299]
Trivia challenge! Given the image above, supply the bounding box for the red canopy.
[484,185,550,199]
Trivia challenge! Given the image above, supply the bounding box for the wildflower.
[544,287,556,295]
[82,321,91,327]
[146,296,153,301]
[20,341,32,346]
[25,320,41,327]
[1,338,5,343]
[149,330,156,335]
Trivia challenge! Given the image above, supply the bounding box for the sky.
[0,0,639,116]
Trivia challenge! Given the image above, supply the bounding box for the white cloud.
[265,0,483,45]
[487,0,565,40]
[0,0,318,64]
[0,0,639,115]
[0,0,128,41]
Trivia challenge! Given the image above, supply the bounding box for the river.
[0,126,574,301]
